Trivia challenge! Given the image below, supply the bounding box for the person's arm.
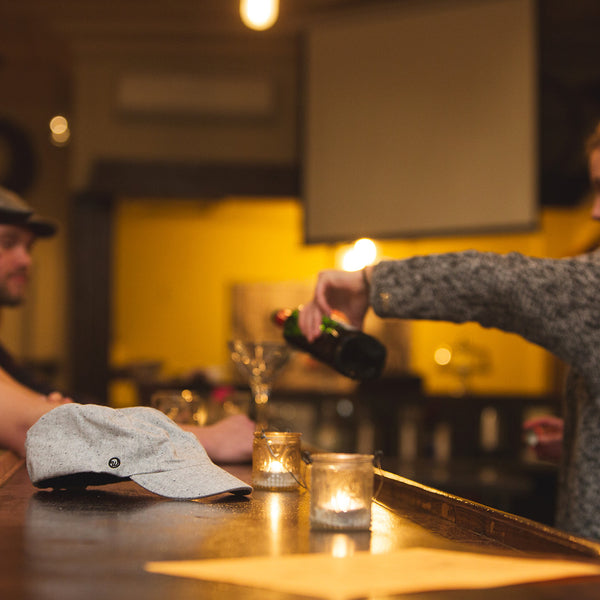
[0,374,70,457]
[369,251,600,377]
[299,251,600,388]
[0,354,253,463]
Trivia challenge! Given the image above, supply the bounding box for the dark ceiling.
[0,0,598,71]
[0,0,599,205]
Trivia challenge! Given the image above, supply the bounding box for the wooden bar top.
[2,449,600,599]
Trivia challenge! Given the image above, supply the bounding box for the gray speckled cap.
[25,403,252,499]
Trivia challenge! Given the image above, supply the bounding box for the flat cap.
[26,403,253,500]
[0,186,57,237]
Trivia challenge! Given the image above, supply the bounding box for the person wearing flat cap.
[0,186,70,457]
[0,186,255,464]
[0,187,58,385]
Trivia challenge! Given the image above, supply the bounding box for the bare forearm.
[0,363,75,456]
[0,386,53,456]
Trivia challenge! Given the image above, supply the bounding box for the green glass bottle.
[272,308,386,380]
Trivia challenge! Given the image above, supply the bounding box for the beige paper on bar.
[146,547,600,599]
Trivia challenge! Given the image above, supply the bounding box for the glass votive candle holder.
[252,431,302,491]
[309,453,374,531]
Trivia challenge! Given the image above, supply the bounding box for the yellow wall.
[111,197,599,405]
[111,198,334,381]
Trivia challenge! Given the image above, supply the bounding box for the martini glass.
[228,340,290,427]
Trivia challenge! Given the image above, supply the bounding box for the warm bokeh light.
[340,238,378,271]
[240,0,279,31]
[433,345,452,366]
[49,115,68,134]
[49,114,70,146]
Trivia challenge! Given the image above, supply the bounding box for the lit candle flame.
[267,460,286,473]
[326,490,361,512]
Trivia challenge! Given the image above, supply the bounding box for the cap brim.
[0,210,58,237]
[26,216,58,238]
[131,463,252,499]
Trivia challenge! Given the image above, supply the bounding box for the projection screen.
[304,0,537,243]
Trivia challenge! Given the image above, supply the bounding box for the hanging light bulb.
[240,0,279,31]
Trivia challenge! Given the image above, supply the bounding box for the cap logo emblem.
[108,457,121,469]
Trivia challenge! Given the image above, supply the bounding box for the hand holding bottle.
[298,267,372,342]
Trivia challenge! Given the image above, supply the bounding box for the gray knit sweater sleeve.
[371,250,600,392]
